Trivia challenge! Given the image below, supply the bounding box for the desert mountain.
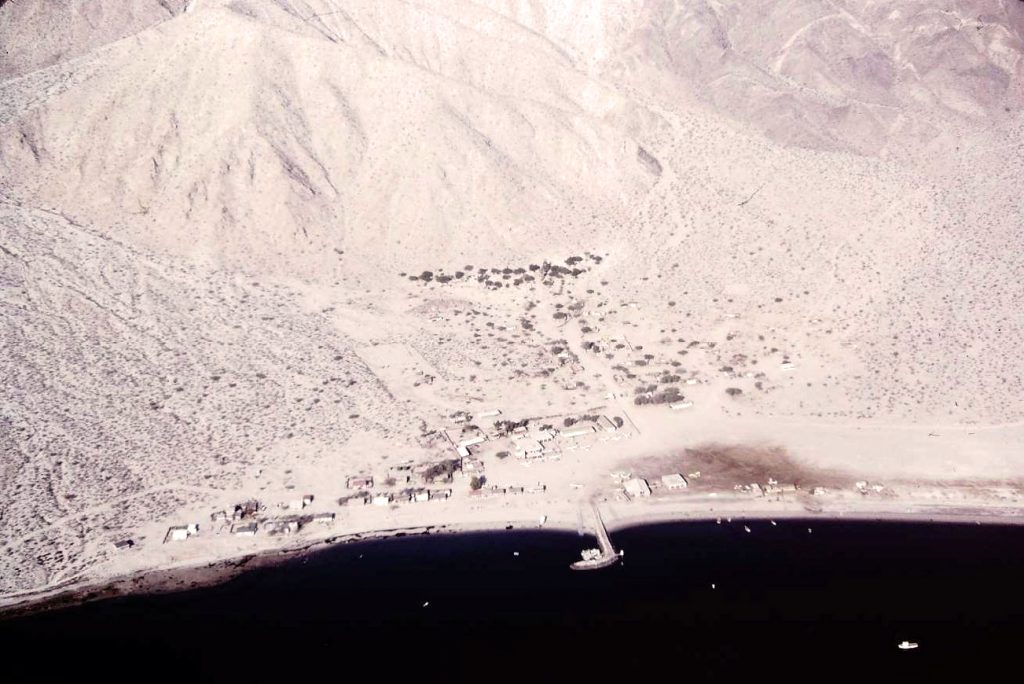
[0,0,1022,599]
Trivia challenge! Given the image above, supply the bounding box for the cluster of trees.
[493,419,529,436]
[423,459,461,483]
[634,386,684,406]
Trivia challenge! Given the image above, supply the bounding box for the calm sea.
[3,520,1022,680]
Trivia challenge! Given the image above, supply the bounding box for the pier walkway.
[570,502,621,571]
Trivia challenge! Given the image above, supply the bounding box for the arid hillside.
[1,0,1023,600]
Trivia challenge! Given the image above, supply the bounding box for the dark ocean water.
[3,520,1023,681]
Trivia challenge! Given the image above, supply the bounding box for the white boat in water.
[898,641,919,650]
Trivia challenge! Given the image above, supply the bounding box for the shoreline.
[4,493,1024,620]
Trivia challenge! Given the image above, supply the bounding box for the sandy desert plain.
[1,0,1024,611]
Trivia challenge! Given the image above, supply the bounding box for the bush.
[470,475,486,491]
[725,387,743,397]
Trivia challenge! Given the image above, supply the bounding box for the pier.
[570,502,621,571]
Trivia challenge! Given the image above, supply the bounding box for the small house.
[661,473,688,490]
[560,425,595,439]
[347,476,374,490]
[514,438,543,458]
[624,478,651,498]
[372,494,392,506]
[231,522,258,537]
[114,539,135,551]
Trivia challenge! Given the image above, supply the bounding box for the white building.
[560,425,595,439]
[164,525,196,543]
[661,473,688,490]
[669,401,694,410]
[458,435,486,449]
[514,438,543,457]
[372,494,392,506]
[624,478,652,498]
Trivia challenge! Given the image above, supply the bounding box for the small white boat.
[898,641,919,650]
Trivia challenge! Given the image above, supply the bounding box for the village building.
[310,512,335,524]
[661,473,688,490]
[302,494,315,507]
[514,438,544,458]
[231,522,258,537]
[429,489,452,501]
[372,494,392,506]
[413,490,430,503]
[461,458,485,474]
[114,539,135,551]
[458,435,486,450]
[347,476,373,490]
[624,478,652,498]
[476,409,502,419]
[560,424,596,439]
[597,416,618,433]
[164,525,197,543]
[233,499,260,520]
[669,401,694,410]
[533,429,555,442]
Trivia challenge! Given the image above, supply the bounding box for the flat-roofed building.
[560,425,595,439]
[624,478,651,498]
[661,473,688,490]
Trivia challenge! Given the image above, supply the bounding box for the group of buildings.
[442,407,629,464]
